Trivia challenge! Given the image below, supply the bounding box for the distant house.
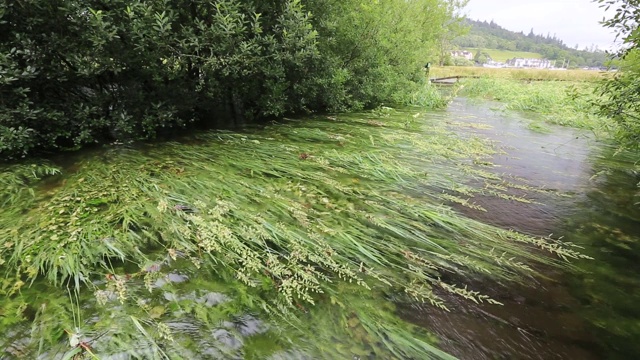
[506,58,554,69]
[483,61,506,68]
[451,50,473,61]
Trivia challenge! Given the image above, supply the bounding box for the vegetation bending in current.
[0,109,588,358]
[457,77,616,136]
[3,0,637,358]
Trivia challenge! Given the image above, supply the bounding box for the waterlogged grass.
[0,109,587,358]
[459,77,617,136]
[2,256,453,359]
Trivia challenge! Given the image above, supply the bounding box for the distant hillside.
[453,19,607,68]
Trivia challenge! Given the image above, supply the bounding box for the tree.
[0,0,464,160]
[436,1,470,66]
[473,49,491,64]
[595,0,640,147]
[0,0,321,159]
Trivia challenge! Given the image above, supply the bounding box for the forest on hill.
[453,18,608,68]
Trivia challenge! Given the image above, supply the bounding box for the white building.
[451,50,473,61]
[483,61,506,68]
[506,58,554,69]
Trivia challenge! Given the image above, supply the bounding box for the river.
[399,98,640,359]
[1,97,638,359]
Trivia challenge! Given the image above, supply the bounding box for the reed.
[0,109,587,358]
[458,77,616,136]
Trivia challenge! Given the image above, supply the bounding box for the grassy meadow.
[429,65,616,135]
[431,66,608,82]
[462,48,544,62]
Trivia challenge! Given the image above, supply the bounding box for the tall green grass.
[431,66,608,82]
[459,77,617,136]
[0,109,586,358]
[462,48,543,62]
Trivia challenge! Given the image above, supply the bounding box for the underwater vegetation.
[0,108,587,359]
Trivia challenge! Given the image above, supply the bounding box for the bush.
[0,0,464,160]
[0,0,320,159]
[453,57,475,66]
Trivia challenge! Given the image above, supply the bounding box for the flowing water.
[1,98,639,359]
[399,98,640,359]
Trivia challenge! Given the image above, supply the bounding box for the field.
[463,48,544,62]
[430,66,609,82]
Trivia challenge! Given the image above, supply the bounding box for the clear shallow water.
[2,98,639,359]
[400,98,640,359]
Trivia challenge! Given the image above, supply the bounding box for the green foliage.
[451,56,475,66]
[302,0,464,111]
[594,0,640,148]
[406,83,452,108]
[0,0,464,160]
[0,109,587,357]
[1,0,323,159]
[473,49,492,64]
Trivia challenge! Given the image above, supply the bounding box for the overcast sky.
[463,0,618,50]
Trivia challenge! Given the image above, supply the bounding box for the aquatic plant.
[459,77,617,136]
[0,109,587,358]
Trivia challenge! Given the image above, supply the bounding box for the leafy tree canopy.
[595,0,640,147]
[0,0,464,160]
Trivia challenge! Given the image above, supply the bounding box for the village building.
[506,58,554,69]
[450,50,474,60]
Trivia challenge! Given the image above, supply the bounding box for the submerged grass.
[0,108,587,358]
[459,77,617,137]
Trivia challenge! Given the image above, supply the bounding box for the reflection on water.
[400,98,640,359]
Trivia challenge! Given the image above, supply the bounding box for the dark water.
[400,98,640,359]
